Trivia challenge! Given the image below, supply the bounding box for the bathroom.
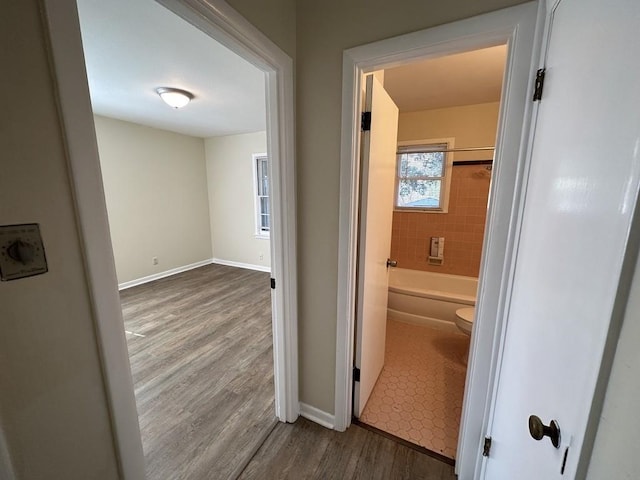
[355,45,506,461]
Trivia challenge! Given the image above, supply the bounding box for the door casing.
[41,0,298,478]
[335,2,542,477]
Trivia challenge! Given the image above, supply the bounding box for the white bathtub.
[387,268,478,331]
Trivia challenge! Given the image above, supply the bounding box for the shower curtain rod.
[452,159,493,167]
[396,146,495,154]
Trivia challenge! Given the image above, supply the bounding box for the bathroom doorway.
[353,45,507,461]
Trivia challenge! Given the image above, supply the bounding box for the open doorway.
[43,0,297,475]
[72,0,283,476]
[335,4,539,477]
[353,46,507,461]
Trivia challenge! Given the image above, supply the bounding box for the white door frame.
[41,1,298,478]
[334,1,542,476]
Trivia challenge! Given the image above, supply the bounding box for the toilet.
[454,307,475,336]
[455,307,474,365]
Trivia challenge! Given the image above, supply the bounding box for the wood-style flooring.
[121,264,456,479]
[120,264,275,480]
[238,417,457,479]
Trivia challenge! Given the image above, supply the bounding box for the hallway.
[239,417,456,479]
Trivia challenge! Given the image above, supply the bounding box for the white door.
[484,0,640,478]
[354,75,399,417]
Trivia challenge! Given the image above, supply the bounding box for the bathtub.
[387,268,478,332]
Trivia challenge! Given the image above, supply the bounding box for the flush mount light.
[156,87,194,109]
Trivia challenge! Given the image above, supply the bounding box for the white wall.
[205,132,271,270]
[94,115,213,284]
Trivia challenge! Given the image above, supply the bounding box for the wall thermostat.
[0,223,48,281]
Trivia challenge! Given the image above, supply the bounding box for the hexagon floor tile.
[360,319,469,460]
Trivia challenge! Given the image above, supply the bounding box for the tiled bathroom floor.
[359,319,469,459]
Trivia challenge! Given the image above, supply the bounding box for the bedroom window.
[254,154,270,237]
[395,142,452,212]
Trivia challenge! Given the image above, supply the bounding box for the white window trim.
[252,152,270,239]
[395,137,455,213]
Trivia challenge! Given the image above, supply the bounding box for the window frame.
[252,153,270,239]
[394,138,455,213]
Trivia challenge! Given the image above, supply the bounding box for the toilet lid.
[456,307,475,324]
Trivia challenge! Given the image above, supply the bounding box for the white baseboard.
[211,258,271,273]
[118,259,213,290]
[299,402,335,430]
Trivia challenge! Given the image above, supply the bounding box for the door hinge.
[361,111,372,131]
[353,367,361,382]
[533,68,546,101]
[270,278,276,289]
[483,436,492,457]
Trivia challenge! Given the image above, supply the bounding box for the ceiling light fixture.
[156,87,194,109]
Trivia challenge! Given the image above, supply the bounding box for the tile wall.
[390,163,491,277]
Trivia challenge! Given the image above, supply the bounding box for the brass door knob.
[528,415,561,448]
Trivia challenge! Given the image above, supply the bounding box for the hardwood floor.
[120,264,275,480]
[238,417,457,480]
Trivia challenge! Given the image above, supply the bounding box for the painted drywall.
[391,103,499,276]
[226,0,296,59]
[294,0,526,413]
[398,102,500,160]
[94,115,212,284]
[205,132,271,269]
[586,252,640,479]
[0,424,13,479]
[0,2,119,477]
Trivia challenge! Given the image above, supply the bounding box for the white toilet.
[455,307,475,336]
[455,307,475,365]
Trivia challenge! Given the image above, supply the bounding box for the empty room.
[77,0,275,476]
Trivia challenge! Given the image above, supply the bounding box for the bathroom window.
[395,141,453,212]
[253,153,270,238]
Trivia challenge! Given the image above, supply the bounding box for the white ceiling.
[76,0,266,138]
[384,45,507,112]
[76,1,504,138]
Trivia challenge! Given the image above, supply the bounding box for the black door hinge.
[353,367,361,382]
[361,111,372,131]
[270,278,276,289]
[483,436,492,457]
[533,68,546,101]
